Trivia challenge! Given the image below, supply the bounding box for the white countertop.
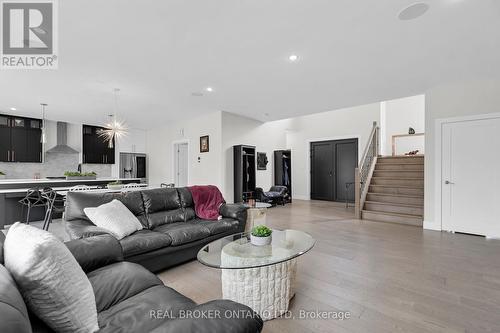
[0,178,141,185]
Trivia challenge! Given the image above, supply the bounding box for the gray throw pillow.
[4,223,99,333]
[84,199,143,240]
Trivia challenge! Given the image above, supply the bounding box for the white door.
[442,117,500,237]
[174,143,188,187]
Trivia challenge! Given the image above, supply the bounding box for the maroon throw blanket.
[188,185,225,220]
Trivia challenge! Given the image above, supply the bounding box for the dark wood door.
[311,139,358,202]
[335,140,358,202]
[311,141,334,200]
[0,116,10,162]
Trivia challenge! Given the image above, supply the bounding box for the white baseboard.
[423,220,441,231]
[292,195,310,201]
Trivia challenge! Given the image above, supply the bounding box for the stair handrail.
[355,121,379,218]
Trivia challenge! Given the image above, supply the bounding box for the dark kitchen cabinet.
[0,116,10,162]
[0,115,42,163]
[26,128,43,162]
[82,125,115,164]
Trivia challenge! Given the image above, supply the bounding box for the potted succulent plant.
[250,225,273,246]
[65,171,97,180]
[0,171,5,179]
[107,180,123,190]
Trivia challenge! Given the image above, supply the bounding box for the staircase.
[361,155,424,226]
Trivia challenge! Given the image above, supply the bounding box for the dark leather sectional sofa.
[0,232,264,333]
[65,187,247,272]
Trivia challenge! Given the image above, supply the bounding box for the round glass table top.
[197,229,315,269]
[243,202,272,209]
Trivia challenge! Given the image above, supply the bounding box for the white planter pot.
[250,234,272,246]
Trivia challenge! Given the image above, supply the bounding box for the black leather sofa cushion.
[147,208,185,228]
[142,188,181,213]
[195,218,240,235]
[142,188,184,228]
[154,222,210,246]
[65,219,110,240]
[119,230,172,257]
[184,207,196,221]
[0,266,32,333]
[66,235,123,273]
[88,262,163,312]
[97,284,196,333]
[177,187,193,207]
[149,300,264,333]
[65,191,148,227]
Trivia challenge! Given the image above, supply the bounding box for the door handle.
[444,180,455,185]
[12,150,15,162]
[7,150,10,162]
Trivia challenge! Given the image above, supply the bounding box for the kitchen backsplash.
[0,153,111,179]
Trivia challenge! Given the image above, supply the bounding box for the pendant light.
[98,88,127,148]
[40,103,47,144]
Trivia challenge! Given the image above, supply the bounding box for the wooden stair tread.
[378,155,424,158]
[367,192,423,199]
[362,209,423,219]
[371,176,424,180]
[364,200,423,209]
[369,185,424,189]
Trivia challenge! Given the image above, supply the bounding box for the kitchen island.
[0,178,142,228]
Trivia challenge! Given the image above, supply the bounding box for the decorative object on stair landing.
[0,171,5,179]
[200,135,209,153]
[250,225,272,246]
[405,150,419,155]
[408,127,416,135]
[257,152,268,170]
[98,88,128,148]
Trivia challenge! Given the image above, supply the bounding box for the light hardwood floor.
[157,200,500,333]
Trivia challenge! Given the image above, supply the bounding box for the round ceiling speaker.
[398,3,429,21]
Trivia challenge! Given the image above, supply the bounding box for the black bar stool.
[18,188,47,224]
[41,187,65,231]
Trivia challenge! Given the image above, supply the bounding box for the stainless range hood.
[46,122,79,154]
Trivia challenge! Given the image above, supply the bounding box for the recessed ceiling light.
[398,3,429,21]
[205,87,214,92]
[10,107,16,111]
[288,54,299,62]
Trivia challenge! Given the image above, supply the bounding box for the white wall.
[381,94,425,156]
[424,78,500,230]
[221,112,288,203]
[286,102,381,200]
[147,111,223,188]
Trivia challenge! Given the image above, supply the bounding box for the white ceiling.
[1,0,499,129]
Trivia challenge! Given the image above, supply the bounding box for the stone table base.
[221,258,297,321]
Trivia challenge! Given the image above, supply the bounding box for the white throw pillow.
[4,223,99,333]
[84,199,143,240]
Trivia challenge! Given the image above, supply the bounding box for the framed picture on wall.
[257,152,268,170]
[200,135,209,153]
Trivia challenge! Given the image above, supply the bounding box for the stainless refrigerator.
[119,153,147,183]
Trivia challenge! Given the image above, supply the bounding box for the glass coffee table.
[197,229,315,320]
